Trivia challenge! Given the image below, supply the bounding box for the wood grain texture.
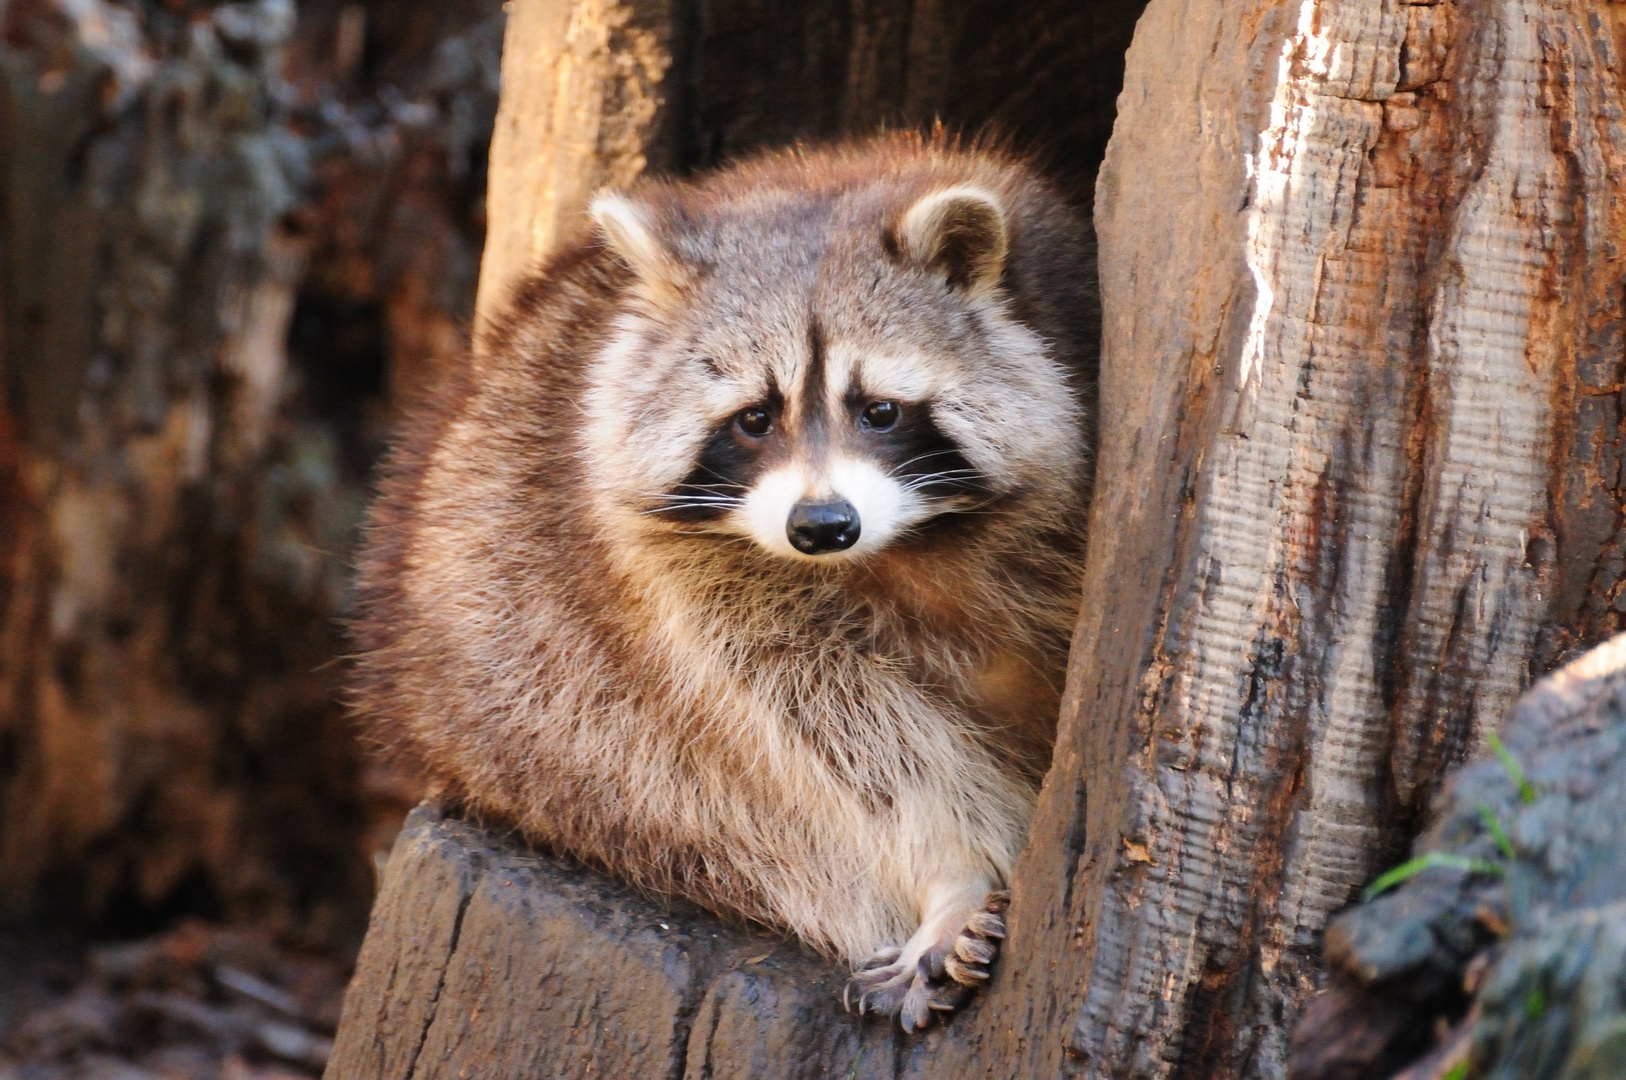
[474,0,679,320]
[325,805,911,1080]
[919,1,1626,1077]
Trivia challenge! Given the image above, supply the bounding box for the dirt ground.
[0,923,351,1080]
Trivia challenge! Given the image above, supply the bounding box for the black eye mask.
[651,385,785,524]
[843,393,989,504]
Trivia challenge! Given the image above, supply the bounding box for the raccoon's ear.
[897,186,1009,295]
[590,193,688,302]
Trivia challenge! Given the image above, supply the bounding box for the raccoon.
[352,133,1096,1030]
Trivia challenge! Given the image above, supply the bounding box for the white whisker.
[887,450,967,478]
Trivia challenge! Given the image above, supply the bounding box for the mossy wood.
[328,0,1626,1078]
[1291,633,1626,1080]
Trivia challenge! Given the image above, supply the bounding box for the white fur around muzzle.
[736,459,926,560]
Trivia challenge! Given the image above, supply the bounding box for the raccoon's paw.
[843,891,1009,1031]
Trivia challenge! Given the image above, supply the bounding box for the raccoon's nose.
[786,499,861,555]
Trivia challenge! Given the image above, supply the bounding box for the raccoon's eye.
[861,401,900,431]
[736,407,773,437]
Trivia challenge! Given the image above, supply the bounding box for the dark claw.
[964,910,1006,939]
[901,980,932,1030]
[844,893,1009,1029]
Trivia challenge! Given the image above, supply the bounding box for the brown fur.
[351,132,1097,1027]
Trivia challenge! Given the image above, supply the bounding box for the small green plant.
[1485,731,1537,804]
[1478,804,1516,859]
[1360,731,1533,904]
[1362,852,1505,902]
[1523,987,1546,1020]
[1441,1060,1470,1080]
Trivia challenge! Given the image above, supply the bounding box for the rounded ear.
[897,186,1009,295]
[590,192,687,302]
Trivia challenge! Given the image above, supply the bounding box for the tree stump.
[327,805,912,1079]
[0,0,505,935]
[328,0,1626,1077]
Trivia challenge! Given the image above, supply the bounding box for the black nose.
[787,499,861,554]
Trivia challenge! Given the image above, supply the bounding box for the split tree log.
[330,0,1626,1078]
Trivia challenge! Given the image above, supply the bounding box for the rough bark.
[0,0,353,931]
[327,805,916,1080]
[927,1,1626,1077]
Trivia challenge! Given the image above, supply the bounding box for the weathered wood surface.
[327,804,920,1080]
[0,0,504,930]
[474,0,677,318]
[1293,631,1626,1080]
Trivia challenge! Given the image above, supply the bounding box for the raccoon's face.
[663,351,983,559]
[582,181,1080,564]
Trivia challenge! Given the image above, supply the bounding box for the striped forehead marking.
[790,317,830,432]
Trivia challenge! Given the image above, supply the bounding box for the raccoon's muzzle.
[787,498,860,554]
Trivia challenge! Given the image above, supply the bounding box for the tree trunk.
[473,0,1144,319]
[931,1,1626,1076]
[328,0,1626,1077]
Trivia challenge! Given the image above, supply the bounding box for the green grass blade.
[1478,804,1516,859]
[1485,731,1537,804]
[1362,851,1505,902]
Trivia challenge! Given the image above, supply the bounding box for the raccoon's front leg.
[844,880,1010,1030]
